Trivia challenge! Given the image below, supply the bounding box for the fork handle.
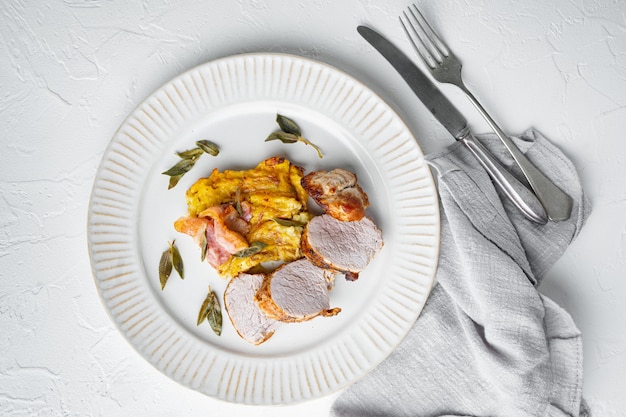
[459,85,573,221]
[458,129,548,224]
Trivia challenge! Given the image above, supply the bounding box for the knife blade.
[358,25,548,224]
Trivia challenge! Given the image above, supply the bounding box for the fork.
[400,4,573,221]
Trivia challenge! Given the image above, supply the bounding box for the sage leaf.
[162,157,196,177]
[272,217,307,228]
[200,232,208,262]
[170,240,184,280]
[159,246,173,290]
[265,131,299,144]
[197,288,214,325]
[165,139,221,189]
[276,114,302,136]
[176,147,204,160]
[168,174,184,190]
[196,140,219,156]
[207,294,223,336]
[265,114,324,158]
[197,288,222,336]
[235,187,243,217]
[233,241,268,258]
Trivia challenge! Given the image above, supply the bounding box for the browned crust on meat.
[254,263,342,323]
[301,170,370,222]
[324,307,342,317]
[323,184,369,222]
[254,272,297,323]
[300,226,338,271]
[301,172,325,200]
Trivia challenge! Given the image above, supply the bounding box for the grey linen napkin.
[331,129,591,417]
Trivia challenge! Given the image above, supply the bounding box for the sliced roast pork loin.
[301,168,370,221]
[301,214,383,281]
[224,273,279,345]
[255,258,341,323]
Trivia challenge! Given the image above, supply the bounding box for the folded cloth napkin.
[330,129,590,417]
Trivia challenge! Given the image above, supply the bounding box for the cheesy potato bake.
[174,157,312,277]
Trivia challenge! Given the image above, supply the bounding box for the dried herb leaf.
[197,288,214,325]
[300,136,324,159]
[200,232,208,262]
[168,174,184,190]
[165,140,221,189]
[197,287,222,336]
[159,246,173,290]
[176,147,204,160]
[233,241,268,258]
[166,147,203,189]
[235,187,243,217]
[207,295,223,336]
[265,114,323,158]
[276,114,302,136]
[162,157,196,177]
[170,240,184,280]
[265,131,299,144]
[246,264,267,275]
[272,217,307,228]
[196,140,219,156]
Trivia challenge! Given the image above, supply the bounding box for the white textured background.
[1,0,625,416]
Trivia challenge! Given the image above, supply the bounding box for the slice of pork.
[255,258,340,323]
[301,168,370,221]
[224,273,279,345]
[301,214,383,281]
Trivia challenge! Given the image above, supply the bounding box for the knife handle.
[459,131,548,224]
[460,85,573,221]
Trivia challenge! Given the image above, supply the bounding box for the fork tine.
[399,13,436,69]
[400,6,445,69]
[404,7,442,64]
[408,5,450,59]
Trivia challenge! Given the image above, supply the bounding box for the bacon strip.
[174,203,251,268]
[204,219,232,267]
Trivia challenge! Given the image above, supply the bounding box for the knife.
[358,25,548,224]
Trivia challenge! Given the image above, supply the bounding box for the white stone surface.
[1,0,625,415]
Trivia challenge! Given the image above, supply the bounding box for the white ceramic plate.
[88,53,440,404]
